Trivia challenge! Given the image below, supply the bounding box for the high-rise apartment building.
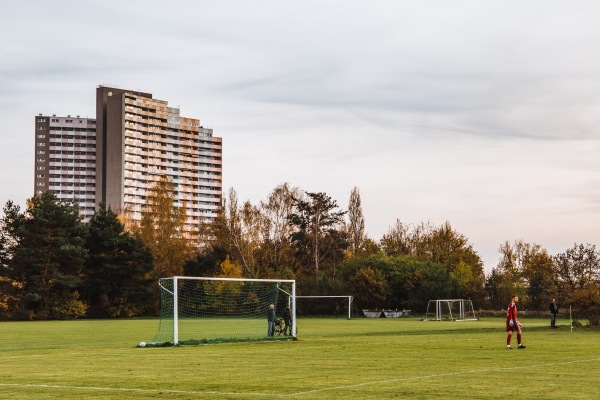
[95,85,222,227]
[34,85,222,227]
[34,114,97,221]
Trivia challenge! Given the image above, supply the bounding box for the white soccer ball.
[139,341,146,347]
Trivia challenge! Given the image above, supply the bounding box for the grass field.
[1,317,599,399]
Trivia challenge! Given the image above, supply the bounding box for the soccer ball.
[139,341,146,347]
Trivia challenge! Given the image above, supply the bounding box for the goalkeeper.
[506,295,526,349]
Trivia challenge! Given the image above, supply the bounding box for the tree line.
[1,178,599,325]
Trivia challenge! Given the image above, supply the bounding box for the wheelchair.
[274,318,296,336]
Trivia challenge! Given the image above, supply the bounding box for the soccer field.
[0,317,599,399]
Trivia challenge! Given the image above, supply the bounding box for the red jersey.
[507,301,517,322]
[506,301,518,332]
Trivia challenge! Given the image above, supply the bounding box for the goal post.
[295,295,354,319]
[424,299,478,321]
[147,276,296,346]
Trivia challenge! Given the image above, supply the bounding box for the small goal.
[146,276,296,346]
[424,299,478,321]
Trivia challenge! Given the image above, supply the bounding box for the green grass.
[1,317,599,399]
[153,317,291,344]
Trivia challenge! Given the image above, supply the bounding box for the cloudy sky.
[1,1,599,271]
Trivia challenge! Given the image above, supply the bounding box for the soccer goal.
[147,276,296,346]
[424,299,478,321]
[295,295,354,319]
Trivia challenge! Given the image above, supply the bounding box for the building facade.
[33,114,97,221]
[95,85,222,228]
[34,86,222,227]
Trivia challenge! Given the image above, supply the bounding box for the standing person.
[267,304,276,337]
[549,298,559,329]
[282,304,292,336]
[506,295,526,349]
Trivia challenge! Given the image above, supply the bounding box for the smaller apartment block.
[34,115,97,221]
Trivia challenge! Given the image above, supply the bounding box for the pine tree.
[10,192,88,319]
[82,203,153,317]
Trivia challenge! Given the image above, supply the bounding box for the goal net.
[424,299,478,321]
[295,295,354,319]
[147,276,296,345]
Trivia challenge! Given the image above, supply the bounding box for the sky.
[1,1,600,272]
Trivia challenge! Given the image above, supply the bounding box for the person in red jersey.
[506,295,526,349]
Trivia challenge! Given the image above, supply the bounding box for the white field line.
[287,358,600,397]
[1,358,599,398]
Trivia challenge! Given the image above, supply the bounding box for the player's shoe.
[506,346,513,350]
[518,345,526,349]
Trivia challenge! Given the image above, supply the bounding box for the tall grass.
[0,317,599,399]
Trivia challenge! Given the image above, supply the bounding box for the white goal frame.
[295,295,354,319]
[424,299,478,321]
[166,276,296,345]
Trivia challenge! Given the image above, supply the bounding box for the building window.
[36,150,46,154]
[36,182,45,187]
[37,142,45,146]
[37,118,46,122]
[36,166,45,170]
[37,134,46,138]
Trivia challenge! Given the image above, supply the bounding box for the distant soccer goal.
[424,299,478,321]
[295,295,354,319]
[146,276,296,346]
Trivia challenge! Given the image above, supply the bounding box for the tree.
[258,183,299,273]
[82,203,154,317]
[382,220,484,303]
[0,201,23,270]
[491,240,559,310]
[492,240,528,304]
[0,201,25,318]
[554,243,600,325]
[380,219,419,257]
[554,243,600,299]
[347,186,365,256]
[521,247,556,310]
[570,283,600,326]
[209,188,264,276]
[9,192,88,319]
[289,192,348,273]
[350,267,389,310]
[138,176,192,279]
[484,267,511,310]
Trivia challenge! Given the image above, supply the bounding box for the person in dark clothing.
[267,304,276,337]
[282,304,292,336]
[549,298,559,329]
